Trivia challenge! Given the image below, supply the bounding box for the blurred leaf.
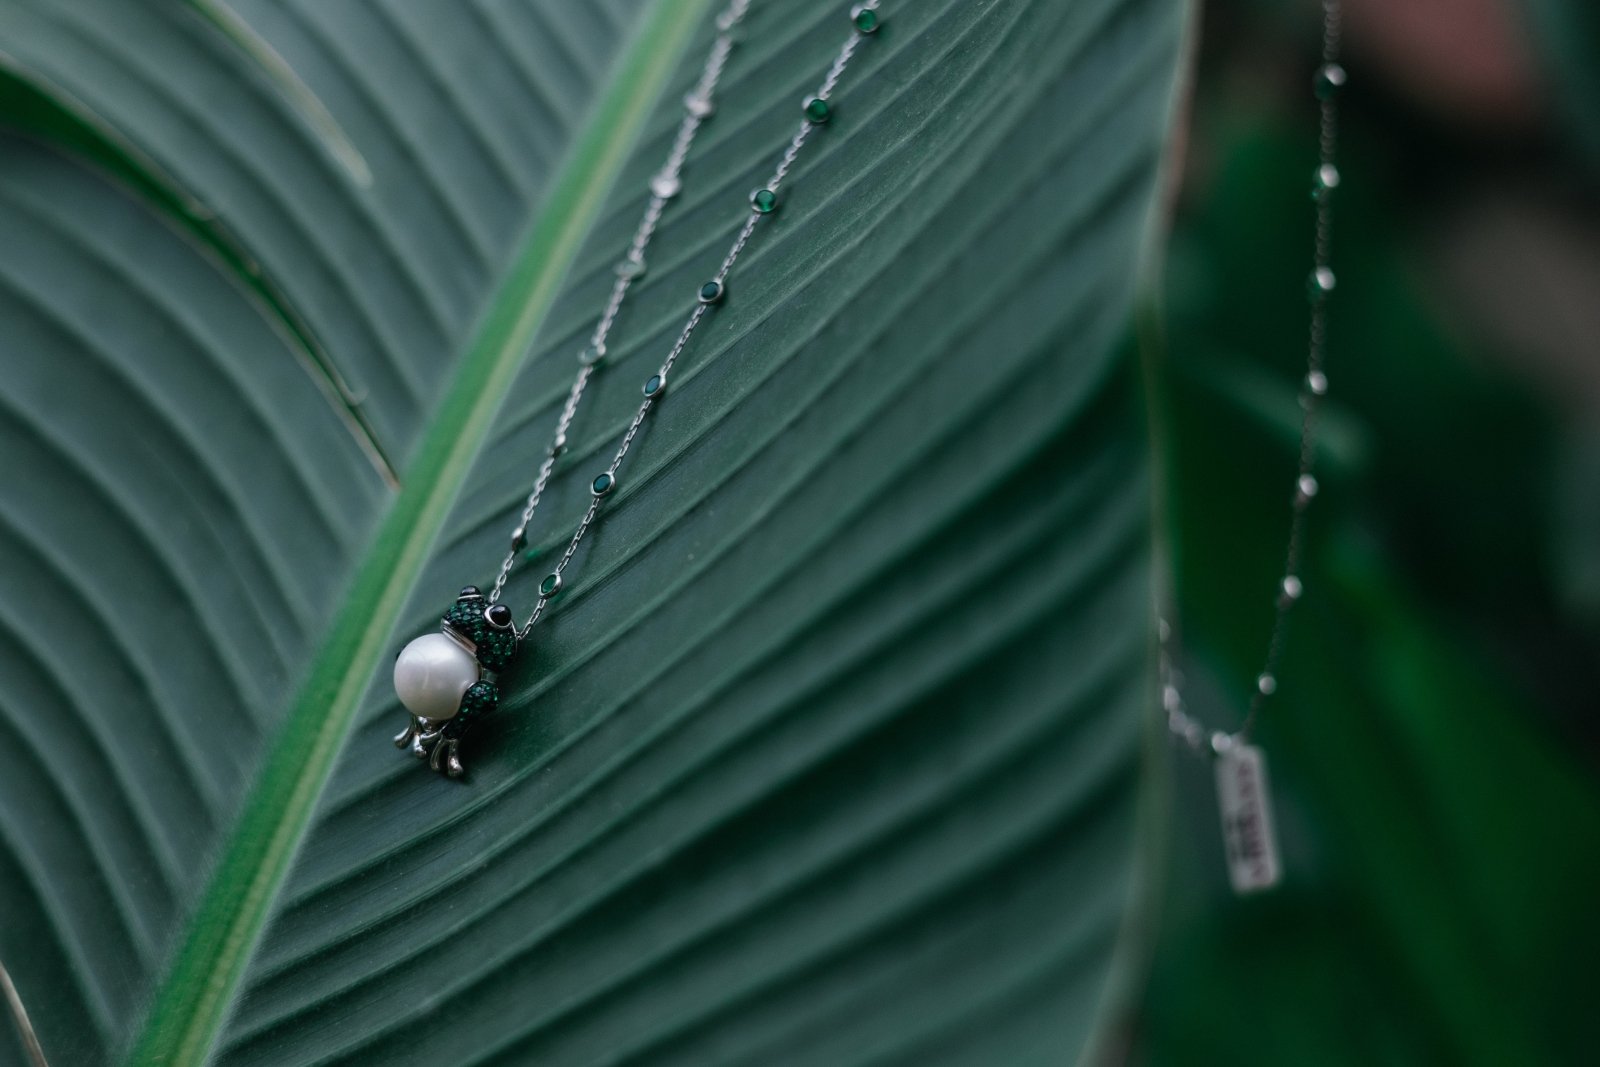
[1553,426,1600,627]
[0,0,1185,1064]
[1525,0,1600,165]
[1142,527,1600,1065]
[1140,52,1600,1066]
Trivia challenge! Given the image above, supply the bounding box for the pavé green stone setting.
[446,680,499,739]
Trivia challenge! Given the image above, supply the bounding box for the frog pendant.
[392,586,519,777]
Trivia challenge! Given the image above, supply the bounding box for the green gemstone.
[699,279,724,304]
[460,680,498,717]
[540,573,561,597]
[851,6,879,32]
[592,472,615,496]
[644,373,664,397]
[750,187,777,214]
[803,96,830,124]
[1314,63,1346,100]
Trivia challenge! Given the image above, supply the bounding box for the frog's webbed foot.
[394,715,425,753]
[396,715,449,761]
[429,735,464,778]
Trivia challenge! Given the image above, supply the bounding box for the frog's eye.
[485,603,513,630]
[458,585,483,601]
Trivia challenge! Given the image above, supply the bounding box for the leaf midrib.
[122,1,716,1062]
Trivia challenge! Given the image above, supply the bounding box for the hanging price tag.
[1214,740,1282,893]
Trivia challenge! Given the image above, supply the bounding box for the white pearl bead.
[393,632,478,721]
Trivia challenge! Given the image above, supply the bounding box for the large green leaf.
[0,0,1184,1063]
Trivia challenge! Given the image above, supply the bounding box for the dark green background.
[1135,1,1600,1063]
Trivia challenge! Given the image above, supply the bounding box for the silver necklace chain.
[1163,0,1343,755]
[485,0,752,611]
[491,1,884,639]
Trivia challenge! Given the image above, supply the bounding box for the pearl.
[394,632,478,720]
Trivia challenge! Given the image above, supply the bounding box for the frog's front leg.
[426,681,498,778]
